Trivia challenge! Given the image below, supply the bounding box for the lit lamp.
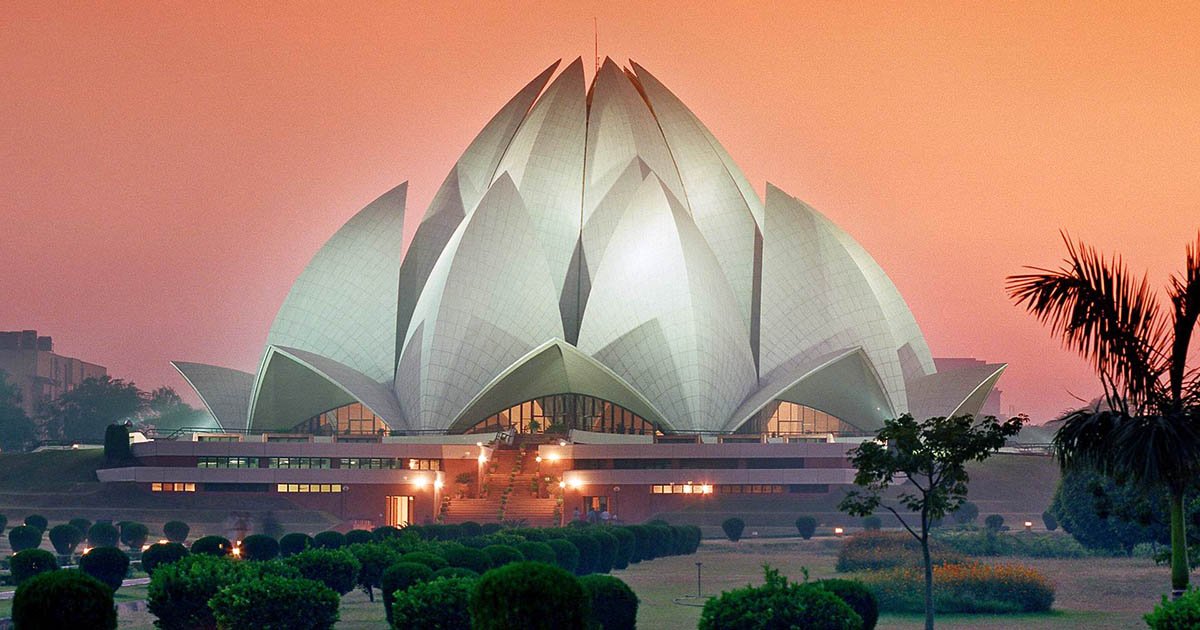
[834,527,845,537]
[1024,520,1033,532]
[558,481,566,489]
[535,456,542,463]
[433,479,444,490]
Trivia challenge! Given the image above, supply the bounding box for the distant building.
[934,357,1004,418]
[0,330,107,418]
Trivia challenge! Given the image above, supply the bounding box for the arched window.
[292,402,388,436]
[739,401,863,437]
[464,393,661,435]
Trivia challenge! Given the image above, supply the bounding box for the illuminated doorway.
[386,495,414,527]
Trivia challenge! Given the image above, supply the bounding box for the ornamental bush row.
[5,517,194,555]
[858,561,1055,614]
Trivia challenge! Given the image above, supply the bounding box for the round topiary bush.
[722,517,746,542]
[433,566,479,579]
[563,534,598,575]
[345,529,373,546]
[954,502,980,525]
[10,548,58,585]
[12,568,116,629]
[49,523,84,556]
[795,516,818,539]
[69,518,91,537]
[1042,510,1058,532]
[141,542,188,576]
[471,561,589,630]
[313,530,346,549]
[348,542,399,602]
[147,553,299,629]
[515,541,557,566]
[9,524,43,552]
[209,573,340,630]
[622,525,650,562]
[700,566,862,630]
[442,544,492,574]
[815,578,879,630]
[546,537,581,574]
[399,551,449,571]
[163,520,190,544]
[190,535,232,557]
[460,521,483,537]
[590,530,619,573]
[391,574,476,630]
[79,546,130,593]
[372,525,402,540]
[381,562,435,625]
[579,574,639,630]
[483,543,526,570]
[23,514,48,532]
[240,534,280,561]
[608,528,635,569]
[119,521,150,552]
[985,514,1005,532]
[279,532,314,557]
[284,548,360,595]
[87,522,120,548]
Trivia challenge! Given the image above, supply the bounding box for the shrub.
[381,562,434,625]
[547,537,581,574]
[836,531,963,573]
[470,561,589,630]
[0,514,7,534]
[285,548,360,595]
[400,550,449,571]
[433,566,479,579]
[482,544,525,569]
[141,542,188,576]
[460,521,483,537]
[119,521,150,551]
[796,516,818,539]
[191,535,232,557]
[348,542,399,601]
[579,574,638,630]
[23,514,48,532]
[48,523,84,556]
[623,525,651,562]
[590,530,618,573]
[934,530,1087,558]
[69,517,91,535]
[860,562,1054,614]
[644,524,673,558]
[984,514,1005,532]
[515,541,557,566]
[79,546,130,592]
[442,544,492,573]
[147,554,298,630]
[391,575,475,630]
[280,532,314,557]
[87,522,120,548]
[1146,587,1200,629]
[240,533,280,561]
[564,534,599,574]
[481,522,502,535]
[722,517,745,542]
[345,529,373,546]
[608,528,635,569]
[699,565,862,630]
[373,525,402,540]
[862,516,882,531]
[9,524,42,552]
[209,574,339,630]
[163,520,190,543]
[10,548,58,585]
[1042,510,1058,532]
[313,530,346,549]
[954,501,980,525]
[815,579,879,630]
[12,569,116,629]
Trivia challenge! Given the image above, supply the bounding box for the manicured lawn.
[118,537,1173,628]
[0,449,107,492]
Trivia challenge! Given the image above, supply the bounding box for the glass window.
[465,394,660,436]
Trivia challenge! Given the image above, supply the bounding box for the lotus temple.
[99,58,1004,528]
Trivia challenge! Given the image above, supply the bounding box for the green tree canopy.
[45,376,145,442]
[0,370,36,452]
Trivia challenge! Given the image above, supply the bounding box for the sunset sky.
[3,2,1198,422]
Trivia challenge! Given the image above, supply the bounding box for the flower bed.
[860,562,1055,614]
[836,531,964,572]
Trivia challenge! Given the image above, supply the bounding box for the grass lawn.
[117,537,1173,628]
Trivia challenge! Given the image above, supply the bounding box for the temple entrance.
[465,394,660,435]
[385,495,414,527]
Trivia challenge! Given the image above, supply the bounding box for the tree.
[1008,233,1200,594]
[839,413,1023,630]
[0,370,35,452]
[44,376,144,442]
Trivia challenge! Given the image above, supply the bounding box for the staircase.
[443,443,560,527]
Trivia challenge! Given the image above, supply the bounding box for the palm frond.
[1051,408,1124,475]
[1110,413,1200,491]
[1007,233,1167,409]
[1168,233,1200,408]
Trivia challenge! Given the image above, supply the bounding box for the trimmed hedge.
[12,569,116,629]
[87,522,119,548]
[609,528,635,569]
[163,520,190,543]
[280,532,314,557]
[391,574,475,630]
[141,542,188,576]
[470,561,589,630]
[345,529,374,546]
[579,574,639,630]
[433,566,479,579]
[564,534,598,575]
[399,551,449,571]
[860,562,1055,614]
[209,574,340,630]
[120,522,150,552]
[147,554,299,630]
[79,546,130,593]
[191,535,232,557]
[699,565,862,630]
[348,542,399,602]
[721,517,745,542]
[69,518,92,537]
[590,529,618,574]
[815,579,879,630]
[441,544,492,574]
[240,534,280,561]
[23,514,48,532]
[49,523,84,556]
[313,530,346,549]
[381,562,434,626]
[10,548,58,585]
[284,548,360,596]
[482,544,525,569]
[515,541,557,566]
[795,516,818,539]
[547,538,581,574]
[9,525,42,552]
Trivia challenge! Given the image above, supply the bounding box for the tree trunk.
[1170,489,1189,597]
[922,520,934,630]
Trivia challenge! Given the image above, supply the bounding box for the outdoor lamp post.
[695,561,703,598]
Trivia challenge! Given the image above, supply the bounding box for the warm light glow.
[158,539,168,544]
[478,454,487,464]
[568,478,583,490]
[834,527,844,536]
[701,484,713,494]
[412,477,428,489]
[82,546,92,555]
[231,546,241,557]
[142,544,151,551]
[558,481,566,489]
[535,456,542,463]
[545,452,560,463]
[433,479,444,490]
[476,441,483,447]
[1024,521,1034,531]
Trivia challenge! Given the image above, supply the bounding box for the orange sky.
[3,2,1198,421]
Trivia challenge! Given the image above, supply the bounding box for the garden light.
[834,527,844,536]
[434,479,444,490]
[1024,521,1033,531]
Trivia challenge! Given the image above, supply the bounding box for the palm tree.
[1008,233,1200,594]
